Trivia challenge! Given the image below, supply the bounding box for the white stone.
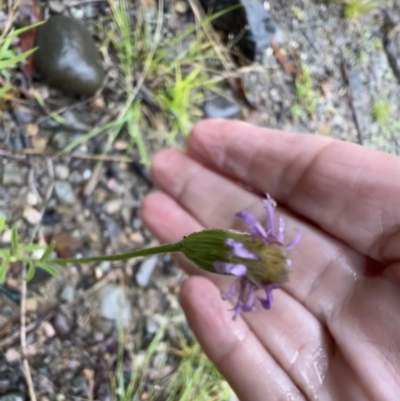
[22,206,41,225]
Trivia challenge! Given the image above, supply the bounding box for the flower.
[213,194,300,319]
[178,194,300,320]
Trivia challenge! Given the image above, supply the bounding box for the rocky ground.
[1,0,400,400]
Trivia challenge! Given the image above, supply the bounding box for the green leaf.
[0,215,6,232]
[35,261,59,277]
[0,85,11,99]
[18,244,47,252]
[0,21,44,44]
[10,226,19,256]
[0,47,38,70]
[0,251,10,283]
[40,240,56,261]
[24,260,36,281]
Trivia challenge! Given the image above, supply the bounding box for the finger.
[180,276,305,401]
[187,119,400,263]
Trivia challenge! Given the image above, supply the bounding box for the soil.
[1,0,400,400]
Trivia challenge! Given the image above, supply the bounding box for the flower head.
[178,194,300,320]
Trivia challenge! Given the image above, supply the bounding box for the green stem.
[49,242,181,265]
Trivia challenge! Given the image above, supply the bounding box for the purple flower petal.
[225,238,258,260]
[285,228,301,250]
[214,262,248,276]
[222,277,240,301]
[258,286,274,309]
[236,211,267,240]
[242,283,256,312]
[263,194,276,237]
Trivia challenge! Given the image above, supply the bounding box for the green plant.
[291,64,317,120]
[0,23,41,70]
[111,320,232,401]
[103,0,221,149]
[0,21,42,99]
[165,336,232,401]
[111,322,167,401]
[371,99,391,123]
[333,0,389,19]
[0,216,58,283]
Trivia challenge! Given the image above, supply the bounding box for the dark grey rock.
[204,95,240,119]
[33,16,104,96]
[198,0,280,60]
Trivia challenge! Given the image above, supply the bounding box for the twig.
[0,309,55,348]
[19,159,55,401]
[20,271,37,401]
[0,0,21,40]
[340,58,364,145]
[0,147,136,163]
[187,0,236,75]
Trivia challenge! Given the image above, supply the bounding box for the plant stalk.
[50,242,181,265]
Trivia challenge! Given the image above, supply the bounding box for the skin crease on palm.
[140,119,400,401]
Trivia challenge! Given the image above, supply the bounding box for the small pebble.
[51,132,68,150]
[131,217,142,230]
[2,164,24,186]
[99,261,111,273]
[25,123,39,137]
[129,231,144,244]
[83,368,94,381]
[136,256,158,287]
[89,96,106,110]
[203,95,240,119]
[55,164,70,180]
[49,0,64,13]
[54,182,75,204]
[5,348,20,363]
[52,311,72,338]
[60,285,75,303]
[22,206,42,225]
[41,321,56,338]
[105,200,121,215]
[174,0,188,14]
[145,316,159,336]
[26,191,39,206]
[93,284,131,334]
[1,229,12,243]
[54,232,82,258]
[82,169,92,180]
[25,298,38,312]
[69,171,83,184]
[0,208,12,223]
[69,7,85,19]
[0,393,24,401]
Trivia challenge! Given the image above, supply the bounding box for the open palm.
[141,119,400,401]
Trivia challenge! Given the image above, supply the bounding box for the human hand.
[141,119,400,401]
